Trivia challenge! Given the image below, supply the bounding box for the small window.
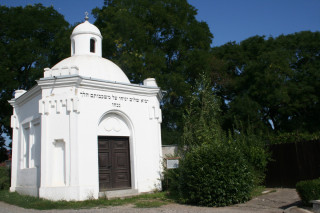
[90,39,95,53]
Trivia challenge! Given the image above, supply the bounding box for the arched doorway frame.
[97,110,137,190]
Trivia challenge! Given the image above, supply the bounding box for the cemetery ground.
[0,188,313,213]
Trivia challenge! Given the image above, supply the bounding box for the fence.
[266,140,320,187]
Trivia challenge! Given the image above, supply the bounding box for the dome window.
[72,39,75,55]
[90,38,95,53]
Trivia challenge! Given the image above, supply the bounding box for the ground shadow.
[280,201,302,210]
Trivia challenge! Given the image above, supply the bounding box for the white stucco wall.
[10,88,42,197]
[75,85,162,200]
[33,77,162,201]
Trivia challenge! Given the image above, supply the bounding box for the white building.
[8,17,163,201]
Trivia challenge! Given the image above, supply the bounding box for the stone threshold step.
[98,189,139,199]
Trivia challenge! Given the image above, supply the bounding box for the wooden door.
[98,136,131,191]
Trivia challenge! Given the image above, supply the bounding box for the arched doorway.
[97,113,132,191]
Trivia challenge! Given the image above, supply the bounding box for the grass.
[134,200,167,208]
[250,186,277,198]
[0,186,274,209]
[250,186,267,198]
[0,190,171,210]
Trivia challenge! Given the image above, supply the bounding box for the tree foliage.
[211,31,320,135]
[0,140,8,162]
[166,74,260,206]
[231,120,269,185]
[181,74,269,180]
[93,0,213,144]
[0,166,10,190]
[0,4,70,159]
[182,73,223,148]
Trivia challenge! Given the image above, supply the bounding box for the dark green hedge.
[176,143,254,206]
[296,178,320,206]
[0,166,10,190]
[269,132,320,145]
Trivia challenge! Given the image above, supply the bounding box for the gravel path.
[0,188,311,213]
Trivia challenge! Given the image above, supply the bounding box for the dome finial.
[84,12,89,21]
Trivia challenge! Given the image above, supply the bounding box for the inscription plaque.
[166,158,179,169]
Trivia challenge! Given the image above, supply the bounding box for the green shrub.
[0,166,10,190]
[176,143,254,207]
[232,123,270,185]
[296,178,320,206]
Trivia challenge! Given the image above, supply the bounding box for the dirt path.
[0,188,311,213]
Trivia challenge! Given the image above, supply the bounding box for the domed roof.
[71,20,102,38]
[51,55,130,84]
[47,18,130,84]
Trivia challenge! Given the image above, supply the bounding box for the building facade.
[9,18,163,201]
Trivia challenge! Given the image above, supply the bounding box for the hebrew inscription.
[79,91,149,104]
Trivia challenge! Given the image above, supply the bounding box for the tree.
[182,73,223,149]
[92,0,213,144]
[0,137,8,162]
[211,31,320,135]
[0,4,70,159]
[166,74,264,206]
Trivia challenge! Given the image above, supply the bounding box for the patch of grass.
[250,186,267,198]
[134,200,167,208]
[0,190,172,210]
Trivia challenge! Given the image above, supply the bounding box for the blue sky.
[189,0,320,46]
[1,0,320,46]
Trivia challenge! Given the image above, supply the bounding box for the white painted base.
[9,187,15,192]
[14,186,39,197]
[39,186,98,201]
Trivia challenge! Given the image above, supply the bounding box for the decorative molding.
[71,31,102,38]
[37,76,82,89]
[44,66,79,78]
[11,115,19,129]
[19,115,41,129]
[37,76,163,100]
[31,117,41,126]
[8,86,41,107]
[148,105,162,123]
[80,78,162,99]
[14,90,27,98]
[22,122,30,129]
[39,97,80,115]
[104,117,121,132]
[53,139,65,145]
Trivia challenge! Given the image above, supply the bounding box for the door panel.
[98,138,112,190]
[98,136,131,191]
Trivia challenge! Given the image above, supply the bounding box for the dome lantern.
[44,14,130,84]
[70,13,102,57]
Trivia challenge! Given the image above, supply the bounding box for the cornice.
[37,75,163,100]
[80,79,160,97]
[36,75,82,88]
[8,86,41,107]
